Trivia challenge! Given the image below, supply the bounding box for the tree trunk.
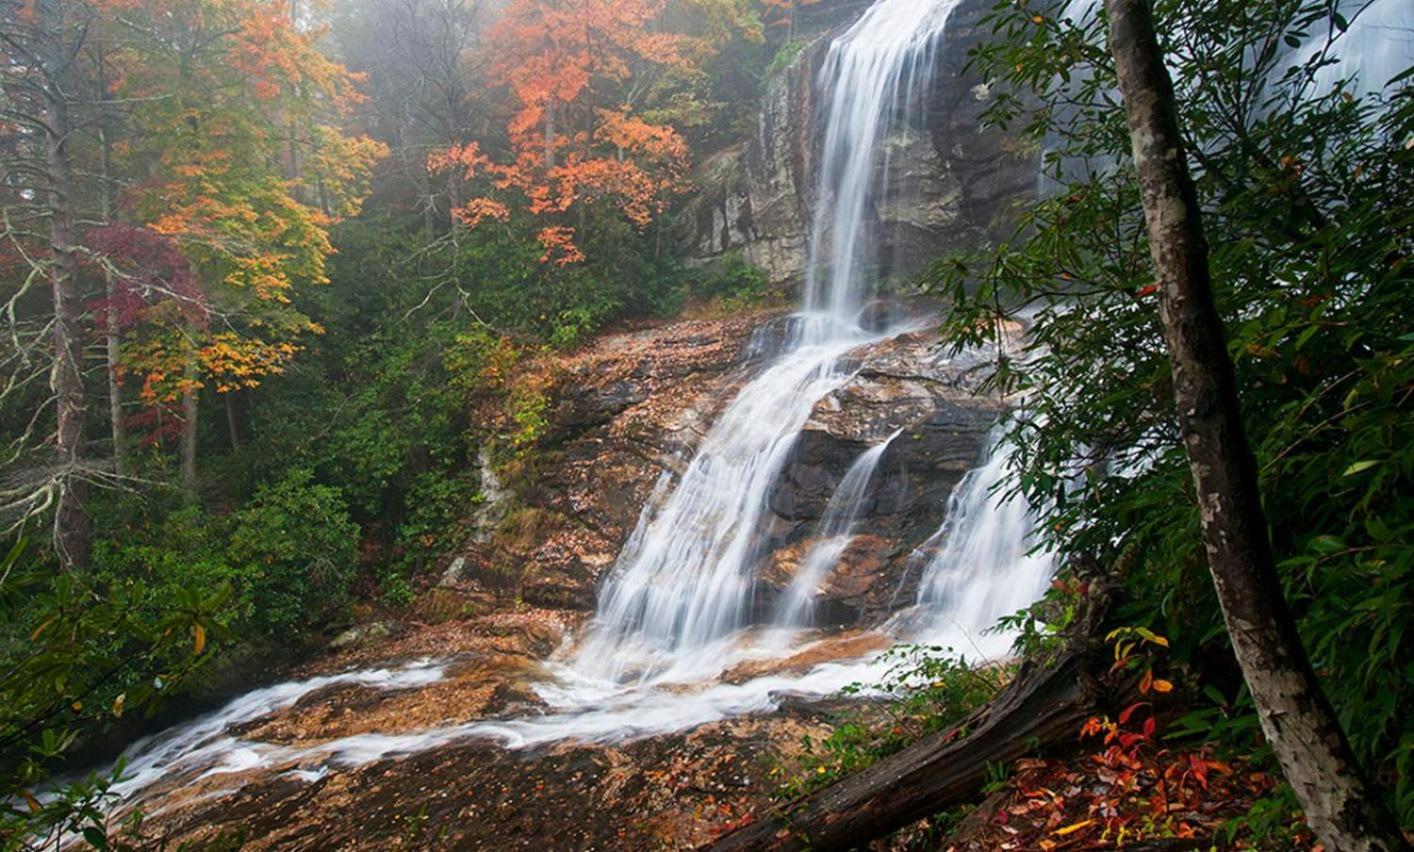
[706,653,1102,851]
[39,0,89,572]
[224,392,241,453]
[1103,2,1406,849]
[97,45,126,477]
[544,96,557,168]
[180,352,199,498]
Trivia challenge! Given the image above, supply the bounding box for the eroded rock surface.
[451,311,783,611]
[447,313,1006,624]
[138,708,841,851]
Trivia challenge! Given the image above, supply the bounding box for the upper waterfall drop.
[804,0,965,331]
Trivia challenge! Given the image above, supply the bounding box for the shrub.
[225,469,360,634]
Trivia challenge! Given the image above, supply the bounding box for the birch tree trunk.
[1104,1,1407,848]
[96,44,126,476]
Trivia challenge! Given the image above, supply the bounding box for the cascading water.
[570,336,871,683]
[82,0,1056,811]
[774,431,901,627]
[908,431,1056,658]
[569,0,967,683]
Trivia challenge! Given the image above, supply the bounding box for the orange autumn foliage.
[429,0,700,264]
[105,0,384,403]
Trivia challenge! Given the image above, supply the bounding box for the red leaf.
[1118,702,1148,725]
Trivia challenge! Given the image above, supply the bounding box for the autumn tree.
[102,0,385,492]
[429,0,700,265]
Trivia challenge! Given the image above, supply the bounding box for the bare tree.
[0,0,95,570]
[1103,0,1407,848]
[331,0,485,239]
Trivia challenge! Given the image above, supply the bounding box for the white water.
[61,661,447,809]
[774,431,901,627]
[910,432,1056,654]
[569,330,876,684]
[1280,0,1413,98]
[85,0,1066,813]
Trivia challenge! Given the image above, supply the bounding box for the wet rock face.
[135,702,846,851]
[760,331,1006,619]
[685,0,1036,290]
[450,312,781,611]
[451,312,1006,623]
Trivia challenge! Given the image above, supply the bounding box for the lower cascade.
[773,430,902,628]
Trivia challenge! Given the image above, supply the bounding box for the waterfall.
[773,432,901,627]
[75,1,1054,803]
[804,0,964,325]
[570,0,966,683]
[1283,0,1414,98]
[909,432,1056,656]
[571,336,868,682]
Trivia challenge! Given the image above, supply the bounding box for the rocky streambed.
[117,308,1017,849]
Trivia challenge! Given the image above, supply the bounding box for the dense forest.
[1,0,1410,849]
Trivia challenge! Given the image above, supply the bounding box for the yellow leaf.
[1054,819,1095,837]
[1152,678,1174,693]
[193,623,207,656]
[113,694,127,718]
[30,620,52,642]
[23,791,41,814]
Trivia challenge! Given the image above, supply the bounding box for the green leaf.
[1343,460,1380,477]
[1310,535,1348,555]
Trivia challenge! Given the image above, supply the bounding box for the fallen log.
[705,650,1104,851]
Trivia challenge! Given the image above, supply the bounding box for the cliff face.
[447,312,1006,625]
[686,0,1036,289]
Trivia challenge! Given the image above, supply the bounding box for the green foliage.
[91,473,360,640]
[774,646,1005,799]
[225,470,360,634]
[390,469,483,599]
[932,0,1413,826]
[685,251,775,316]
[992,575,1084,659]
[0,542,220,849]
[766,39,809,77]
